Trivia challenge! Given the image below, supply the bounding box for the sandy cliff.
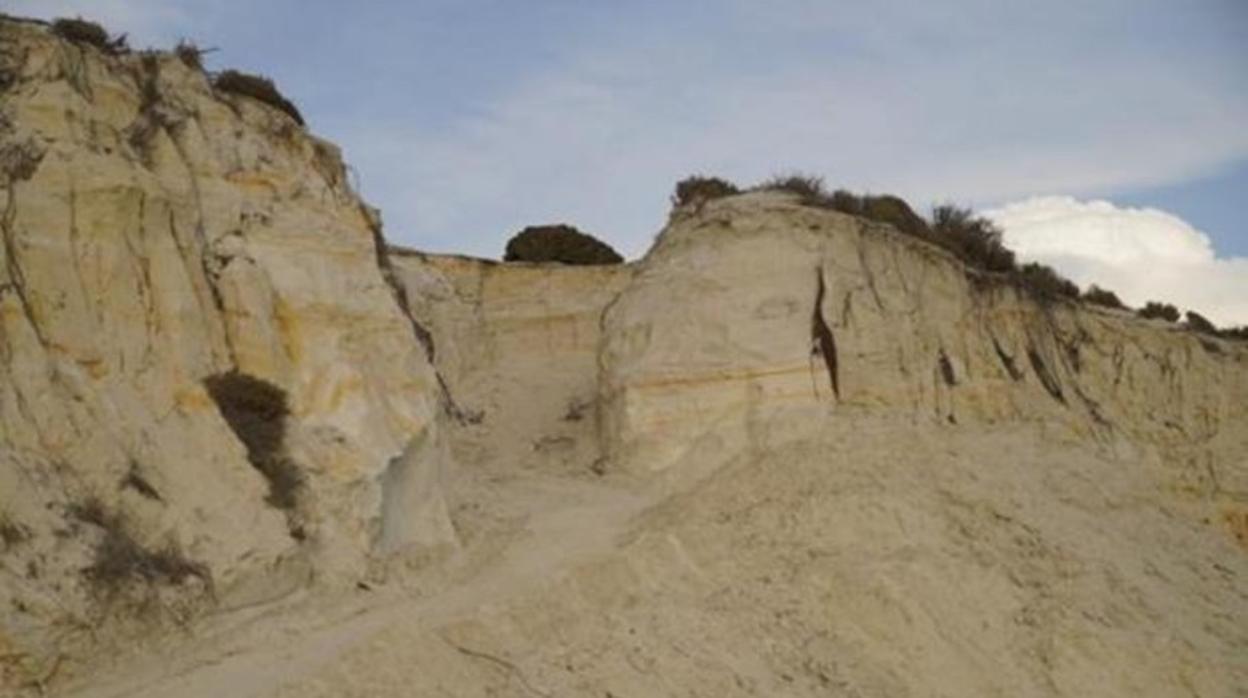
[1,15,1246,697]
[0,16,452,685]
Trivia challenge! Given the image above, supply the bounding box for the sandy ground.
[57,415,1248,697]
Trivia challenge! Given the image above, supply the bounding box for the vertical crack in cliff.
[855,232,887,313]
[366,214,480,425]
[938,349,957,387]
[991,336,1024,381]
[1027,346,1065,404]
[0,138,48,347]
[812,267,840,400]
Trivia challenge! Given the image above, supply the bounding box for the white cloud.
[328,1,1248,260]
[986,196,1248,326]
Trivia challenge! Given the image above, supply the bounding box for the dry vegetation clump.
[930,204,1016,273]
[759,173,836,208]
[1218,326,1248,341]
[758,176,929,239]
[212,69,304,126]
[1014,262,1080,301]
[861,194,929,239]
[682,172,1200,322]
[203,372,303,510]
[69,497,208,596]
[174,40,205,70]
[0,512,31,548]
[1139,301,1180,323]
[504,224,624,265]
[1184,310,1218,335]
[1082,285,1126,309]
[51,17,128,53]
[672,175,740,207]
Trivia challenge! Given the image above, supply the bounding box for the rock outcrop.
[1,14,1246,697]
[0,16,452,686]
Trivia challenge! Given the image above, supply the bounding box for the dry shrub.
[213,69,304,126]
[1218,326,1248,341]
[672,175,740,207]
[1139,301,1180,323]
[760,173,833,207]
[203,372,303,510]
[861,195,929,239]
[1015,262,1078,301]
[174,40,204,70]
[0,512,31,548]
[504,224,623,265]
[51,17,128,53]
[1082,285,1126,309]
[758,177,931,240]
[931,205,1016,273]
[70,497,208,595]
[1184,310,1218,335]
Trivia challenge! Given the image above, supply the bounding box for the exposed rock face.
[393,250,633,476]
[0,17,450,683]
[601,193,1248,486]
[2,14,1247,698]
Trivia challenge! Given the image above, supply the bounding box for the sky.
[7,1,1247,323]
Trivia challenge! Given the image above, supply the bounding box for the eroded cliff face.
[601,193,1248,494]
[0,17,451,684]
[2,14,1247,698]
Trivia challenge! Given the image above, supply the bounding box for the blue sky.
[9,0,1248,320]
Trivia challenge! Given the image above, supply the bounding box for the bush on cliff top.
[931,204,1016,273]
[672,175,741,207]
[1082,285,1126,309]
[174,40,205,71]
[1139,301,1180,323]
[503,224,623,265]
[213,69,304,126]
[51,17,128,53]
[1184,310,1218,335]
[1014,262,1079,301]
[1219,326,1248,341]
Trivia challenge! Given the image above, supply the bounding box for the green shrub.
[203,372,303,510]
[1138,301,1180,323]
[213,69,304,126]
[1082,285,1126,309]
[503,224,623,265]
[672,175,740,207]
[1184,310,1218,335]
[51,17,127,53]
[1015,262,1078,300]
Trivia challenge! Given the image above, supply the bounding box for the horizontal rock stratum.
[1,16,1245,697]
